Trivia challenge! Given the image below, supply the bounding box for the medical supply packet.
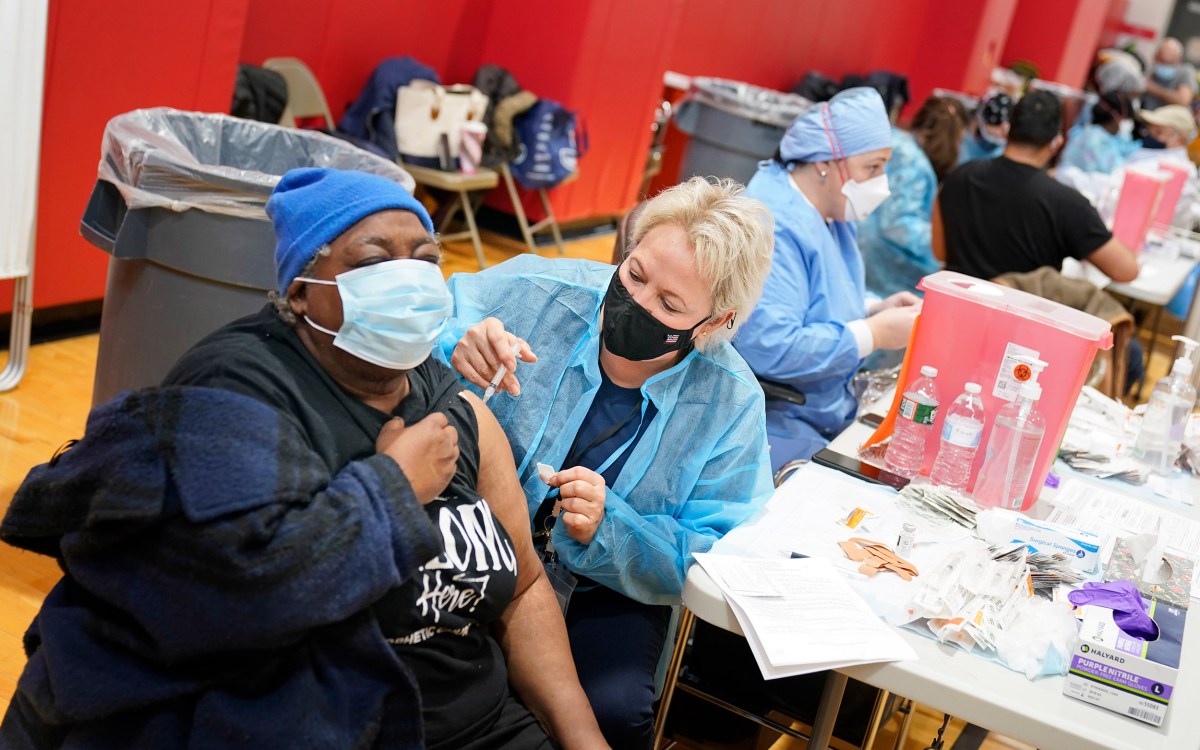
[1064,598,1186,726]
[1010,516,1104,573]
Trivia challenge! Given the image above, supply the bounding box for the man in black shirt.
[932,89,1138,283]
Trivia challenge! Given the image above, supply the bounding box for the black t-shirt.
[939,156,1113,280]
[164,304,519,749]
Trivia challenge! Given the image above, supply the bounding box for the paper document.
[693,553,917,680]
[1048,478,1200,558]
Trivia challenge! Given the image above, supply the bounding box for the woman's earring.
[818,169,828,181]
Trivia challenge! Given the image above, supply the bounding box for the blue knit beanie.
[267,168,434,295]
[780,87,891,164]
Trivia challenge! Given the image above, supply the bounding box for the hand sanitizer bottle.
[1134,336,1199,475]
[973,358,1048,510]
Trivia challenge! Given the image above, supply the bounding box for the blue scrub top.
[735,161,867,470]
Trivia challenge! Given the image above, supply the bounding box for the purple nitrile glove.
[1068,580,1158,640]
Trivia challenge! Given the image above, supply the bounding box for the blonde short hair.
[627,177,774,351]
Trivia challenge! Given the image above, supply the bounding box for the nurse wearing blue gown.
[736,87,920,470]
[438,177,775,749]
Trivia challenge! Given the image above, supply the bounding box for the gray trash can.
[81,107,416,405]
[673,78,812,185]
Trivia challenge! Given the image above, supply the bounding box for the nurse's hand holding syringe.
[451,316,539,399]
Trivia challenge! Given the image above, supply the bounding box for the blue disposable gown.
[857,128,939,299]
[958,131,1004,164]
[437,255,774,605]
[736,161,867,470]
[1060,124,1136,174]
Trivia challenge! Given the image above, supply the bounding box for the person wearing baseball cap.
[1126,105,1200,228]
[1137,104,1197,152]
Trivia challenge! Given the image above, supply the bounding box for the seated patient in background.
[933,90,1138,284]
[0,169,608,750]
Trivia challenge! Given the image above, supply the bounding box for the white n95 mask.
[297,258,453,370]
[841,174,891,222]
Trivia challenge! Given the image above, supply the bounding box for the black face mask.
[1142,134,1167,150]
[601,268,709,361]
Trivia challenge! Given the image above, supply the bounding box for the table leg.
[809,671,848,750]
[652,608,695,750]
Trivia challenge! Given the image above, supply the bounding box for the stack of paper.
[693,553,918,679]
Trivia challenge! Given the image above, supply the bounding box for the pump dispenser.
[973,358,1049,510]
[1134,336,1199,475]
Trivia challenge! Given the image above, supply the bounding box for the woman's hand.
[376,414,458,504]
[549,466,606,545]
[450,317,538,397]
[868,291,920,315]
[865,305,920,351]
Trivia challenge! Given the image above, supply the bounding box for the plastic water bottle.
[929,382,985,493]
[886,365,940,479]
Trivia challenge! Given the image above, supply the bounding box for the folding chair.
[262,57,335,130]
[499,163,574,255]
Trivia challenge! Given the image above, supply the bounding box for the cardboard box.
[1063,598,1186,726]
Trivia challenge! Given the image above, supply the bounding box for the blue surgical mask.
[1155,64,1179,81]
[297,258,453,370]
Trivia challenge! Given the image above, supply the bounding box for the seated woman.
[858,95,965,300]
[0,169,607,750]
[734,87,919,470]
[442,177,775,748]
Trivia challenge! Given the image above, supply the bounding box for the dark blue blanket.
[0,386,440,749]
[338,56,439,160]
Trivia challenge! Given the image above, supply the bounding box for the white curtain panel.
[0,0,49,280]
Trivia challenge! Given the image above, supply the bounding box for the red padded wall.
[1003,0,1116,88]
[237,0,493,122]
[16,0,1117,314]
[4,0,248,315]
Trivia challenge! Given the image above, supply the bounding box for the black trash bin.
[82,108,416,405]
[672,78,811,185]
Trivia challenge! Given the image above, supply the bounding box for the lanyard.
[533,398,644,532]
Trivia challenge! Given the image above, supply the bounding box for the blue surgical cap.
[780,87,892,163]
[267,168,434,295]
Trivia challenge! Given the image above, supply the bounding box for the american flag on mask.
[664,334,680,344]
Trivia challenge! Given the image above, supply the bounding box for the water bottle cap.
[920,365,938,377]
[964,382,981,394]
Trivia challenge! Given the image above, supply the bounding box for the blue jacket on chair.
[338,56,439,160]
